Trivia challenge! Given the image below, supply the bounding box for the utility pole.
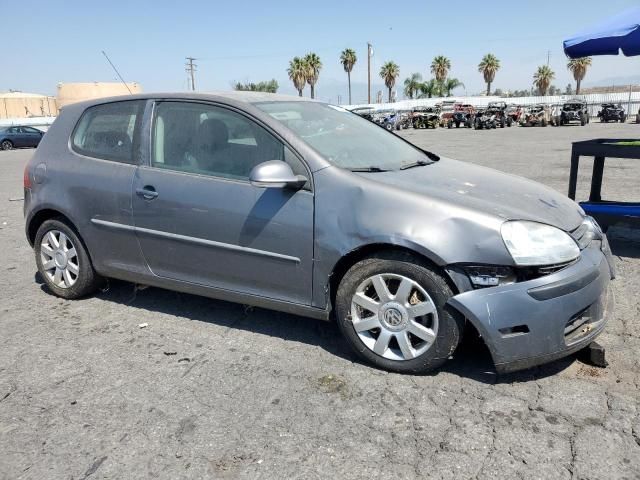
[185,57,197,91]
[367,43,372,104]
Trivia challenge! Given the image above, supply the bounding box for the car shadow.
[608,225,640,258]
[35,273,588,384]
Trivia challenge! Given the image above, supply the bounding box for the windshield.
[254,102,431,170]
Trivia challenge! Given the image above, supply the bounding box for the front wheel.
[1,140,13,150]
[335,253,464,374]
[34,219,102,299]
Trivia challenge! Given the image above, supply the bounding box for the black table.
[568,138,640,230]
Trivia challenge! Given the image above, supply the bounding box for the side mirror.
[249,160,307,189]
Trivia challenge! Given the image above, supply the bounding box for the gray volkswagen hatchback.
[24,92,614,374]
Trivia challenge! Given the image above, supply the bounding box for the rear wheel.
[1,140,13,150]
[34,219,102,299]
[335,253,464,374]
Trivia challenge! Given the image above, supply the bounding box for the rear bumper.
[447,244,614,373]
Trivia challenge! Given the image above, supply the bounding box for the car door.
[132,100,314,305]
[66,99,148,276]
[22,126,43,147]
[7,127,24,147]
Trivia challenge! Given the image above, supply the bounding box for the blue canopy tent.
[564,7,640,58]
[563,8,640,230]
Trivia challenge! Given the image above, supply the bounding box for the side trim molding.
[91,218,301,263]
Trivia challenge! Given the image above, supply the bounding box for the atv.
[505,104,524,124]
[598,103,626,123]
[351,107,377,123]
[437,101,457,128]
[395,110,413,130]
[473,108,498,129]
[379,110,402,131]
[446,103,476,128]
[412,106,440,129]
[519,104,551,127]
[559,100,589,126]
[486,101,513,127]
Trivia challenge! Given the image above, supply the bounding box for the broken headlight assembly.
[501,220,580,266]
[464,265,517,288]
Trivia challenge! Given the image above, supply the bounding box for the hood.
[363,158,584,231]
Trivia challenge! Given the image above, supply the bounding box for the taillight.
[23,166,31,189]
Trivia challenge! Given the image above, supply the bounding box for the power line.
[185,57,197,91]
[101,50,132,94]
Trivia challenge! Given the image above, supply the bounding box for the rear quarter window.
[71,101,144,163]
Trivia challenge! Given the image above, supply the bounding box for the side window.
[152,101,291,181]
[72,101,143,163]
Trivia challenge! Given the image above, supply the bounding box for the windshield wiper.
[400,160,431,170]
[421,150,440,161]
[348,166,390,172]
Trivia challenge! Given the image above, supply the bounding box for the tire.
[621,115,626,123]
[385,123,393,131]
[335,252,464,374]
[541,119,547,127]
[447,120,452,129]
[34,219,102,299]
[1,140,13,150]
[580,114,586,126]
[455,121,460,128]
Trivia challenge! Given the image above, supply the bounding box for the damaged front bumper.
[447,242,614,373]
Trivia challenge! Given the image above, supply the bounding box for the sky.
[4,0,640,104]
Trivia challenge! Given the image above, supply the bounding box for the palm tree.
[431,56,451,83]
[533,65,555,96]
[287,57,307,96]
[379,61,400,102]
[418,79,438,98]
[303,53,322,99]
[443,78,464,97]
[478,54,500,96]
[567,57,592,95]
[403,72,423,99]
[340,48,357,104]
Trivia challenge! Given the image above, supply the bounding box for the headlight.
[501,221,580,266]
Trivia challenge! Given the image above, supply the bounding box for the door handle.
[136,186,158,200]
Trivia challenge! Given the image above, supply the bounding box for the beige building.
[56,82,142,108]
[0,91,58,119]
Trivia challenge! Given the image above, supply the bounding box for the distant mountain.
[279,77,391,105]
[583,74,640,88]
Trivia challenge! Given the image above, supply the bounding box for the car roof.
[65,91,320,111]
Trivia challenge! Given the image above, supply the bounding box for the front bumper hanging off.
[447,242,614,373]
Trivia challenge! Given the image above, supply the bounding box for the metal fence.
[346,91,640,118]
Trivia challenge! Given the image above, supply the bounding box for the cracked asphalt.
[1,121,639,479]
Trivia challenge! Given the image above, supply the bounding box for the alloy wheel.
[1,140,12,150]
[350,273,438,361]
[40,230,79,288]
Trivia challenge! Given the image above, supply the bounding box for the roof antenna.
[101,50,133,94]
